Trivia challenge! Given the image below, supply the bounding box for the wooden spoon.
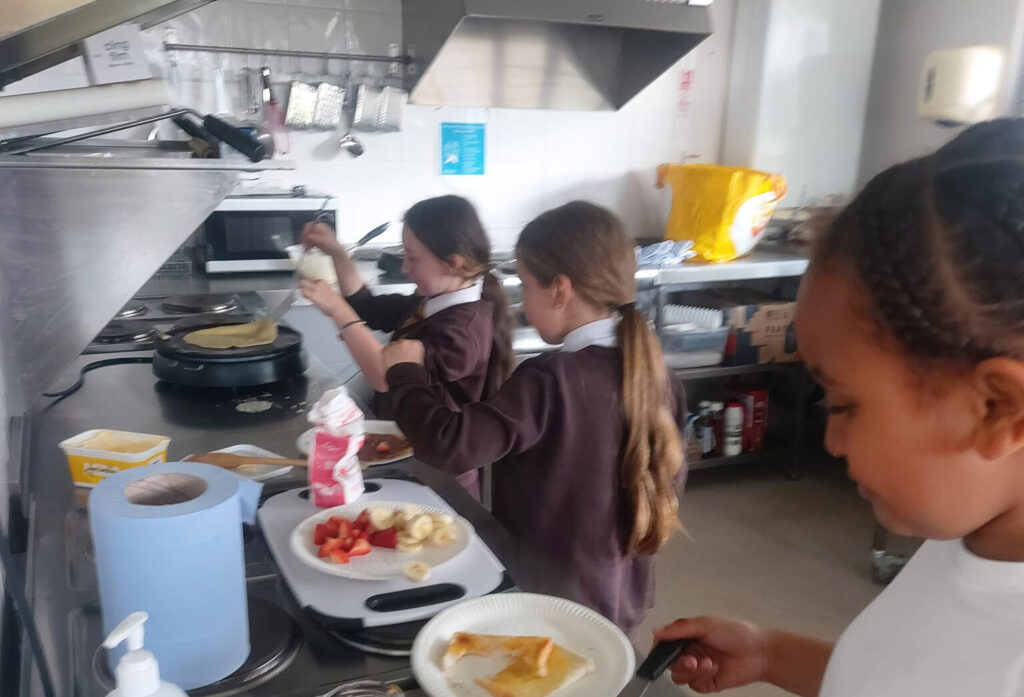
[183,452,308,469]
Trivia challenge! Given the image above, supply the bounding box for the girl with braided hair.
[655,118,1024,696]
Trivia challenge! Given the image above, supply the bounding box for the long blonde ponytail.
[517,201,683,556]
[618,305,683,554]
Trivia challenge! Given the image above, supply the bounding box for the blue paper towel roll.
[89,462,262,690]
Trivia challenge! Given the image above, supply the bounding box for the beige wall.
[858,0,1024,183]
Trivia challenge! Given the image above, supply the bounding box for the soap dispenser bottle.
[102,612,187,697]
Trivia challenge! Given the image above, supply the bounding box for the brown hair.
[405,195,514,395]
[516,201,683,555]
[814,118,1024,363]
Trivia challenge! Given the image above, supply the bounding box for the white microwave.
[196,192,340,273]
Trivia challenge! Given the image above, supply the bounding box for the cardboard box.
[689,289,797,365]
[726,301,799,364]
[725,385,768,451]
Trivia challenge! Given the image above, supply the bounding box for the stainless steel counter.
[650,245,810,286]
[142,246,809,298]
[19,352,681,697]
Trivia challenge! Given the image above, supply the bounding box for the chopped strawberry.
[369,528,398,549]
[323,517,340,537]
[353,510,371,532]
[313,523,331,546]
[329,548,350,564]
[333,517,353,539]
[348,538,372,556]
[353,529,369,542]
[375,442,391,454]
[318,538,343,557]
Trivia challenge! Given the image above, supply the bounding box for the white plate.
[411,593,635,697]
[188,444,293,481]
[295,420,413,466]
[289,500,474,581]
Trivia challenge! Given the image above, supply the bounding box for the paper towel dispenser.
[918,45,1006,126]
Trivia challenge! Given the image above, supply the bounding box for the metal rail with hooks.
[163,42,410,66]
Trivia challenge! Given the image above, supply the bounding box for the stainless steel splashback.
[0,158,267,414]
[402,0,712,110]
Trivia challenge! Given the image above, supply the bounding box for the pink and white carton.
[306,387,365,507]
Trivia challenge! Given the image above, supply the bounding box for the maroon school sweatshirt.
[346,286,495,494]
[386,346,687,633]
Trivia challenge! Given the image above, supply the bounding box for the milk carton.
[306,387,365,507]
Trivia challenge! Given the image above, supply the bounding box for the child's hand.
[302,221,346,258]
[382,340,426,369]
[654,616,768,693]
[300,279,345,317]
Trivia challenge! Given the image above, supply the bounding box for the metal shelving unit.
[688,437,790,471]
[656,245,811,478]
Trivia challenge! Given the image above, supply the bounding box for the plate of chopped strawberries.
[289,500,474,581]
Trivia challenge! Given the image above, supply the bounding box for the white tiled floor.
[638,458,905,697]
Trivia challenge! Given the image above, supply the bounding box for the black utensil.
[617,639,690,697]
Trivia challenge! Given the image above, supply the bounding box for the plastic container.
[723,401,744,457]
[102,612,187,697]
[59,429,170,487]
[660,324,730,369]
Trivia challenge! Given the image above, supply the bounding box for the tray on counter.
[258,478,511,629]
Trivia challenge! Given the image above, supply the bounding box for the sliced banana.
[400,504,422,518]
[392,511,409,531]
[429,524,457,548]
[397,532,424,552]
[430,513,455,527]
[406,514,434,542]
[403,561,431,582]
[368,507,395,531]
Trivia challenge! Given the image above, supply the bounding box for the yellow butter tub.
[59,429,171,487]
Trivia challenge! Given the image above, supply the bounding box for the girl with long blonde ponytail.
[381,200,687,633]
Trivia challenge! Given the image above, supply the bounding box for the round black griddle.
[152,315,307,387]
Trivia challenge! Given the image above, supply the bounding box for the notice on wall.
[81,23,152,85]
[440,122,486,175]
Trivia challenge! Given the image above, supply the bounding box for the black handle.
[356,222,390,247]
[202,115,266,162]
[171,115,212,142]
[637,639,690,681]
[365,583,466,612]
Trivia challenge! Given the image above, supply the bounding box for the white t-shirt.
[820,539,1024,697]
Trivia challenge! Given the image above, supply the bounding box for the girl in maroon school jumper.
[381,201,687,634]
[301,195,514,497]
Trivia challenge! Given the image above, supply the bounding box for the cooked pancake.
[183,318,277,349]
[474,644,595,697]
[442,633,554,676]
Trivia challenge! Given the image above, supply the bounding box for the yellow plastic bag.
[657,164,787,263]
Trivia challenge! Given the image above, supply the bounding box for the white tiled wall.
[2,0,735,249]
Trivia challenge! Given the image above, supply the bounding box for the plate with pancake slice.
[412,593,634,697]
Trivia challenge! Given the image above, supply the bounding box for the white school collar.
[423,281,483,318]
[561,317,619,352]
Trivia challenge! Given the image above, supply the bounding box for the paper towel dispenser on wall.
[918,45,1005,126]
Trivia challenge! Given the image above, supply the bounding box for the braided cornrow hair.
[814,118,1024,362]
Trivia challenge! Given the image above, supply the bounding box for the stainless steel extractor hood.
[0,0,214,89]
[0,157,291,415]
[401,0,712,111]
